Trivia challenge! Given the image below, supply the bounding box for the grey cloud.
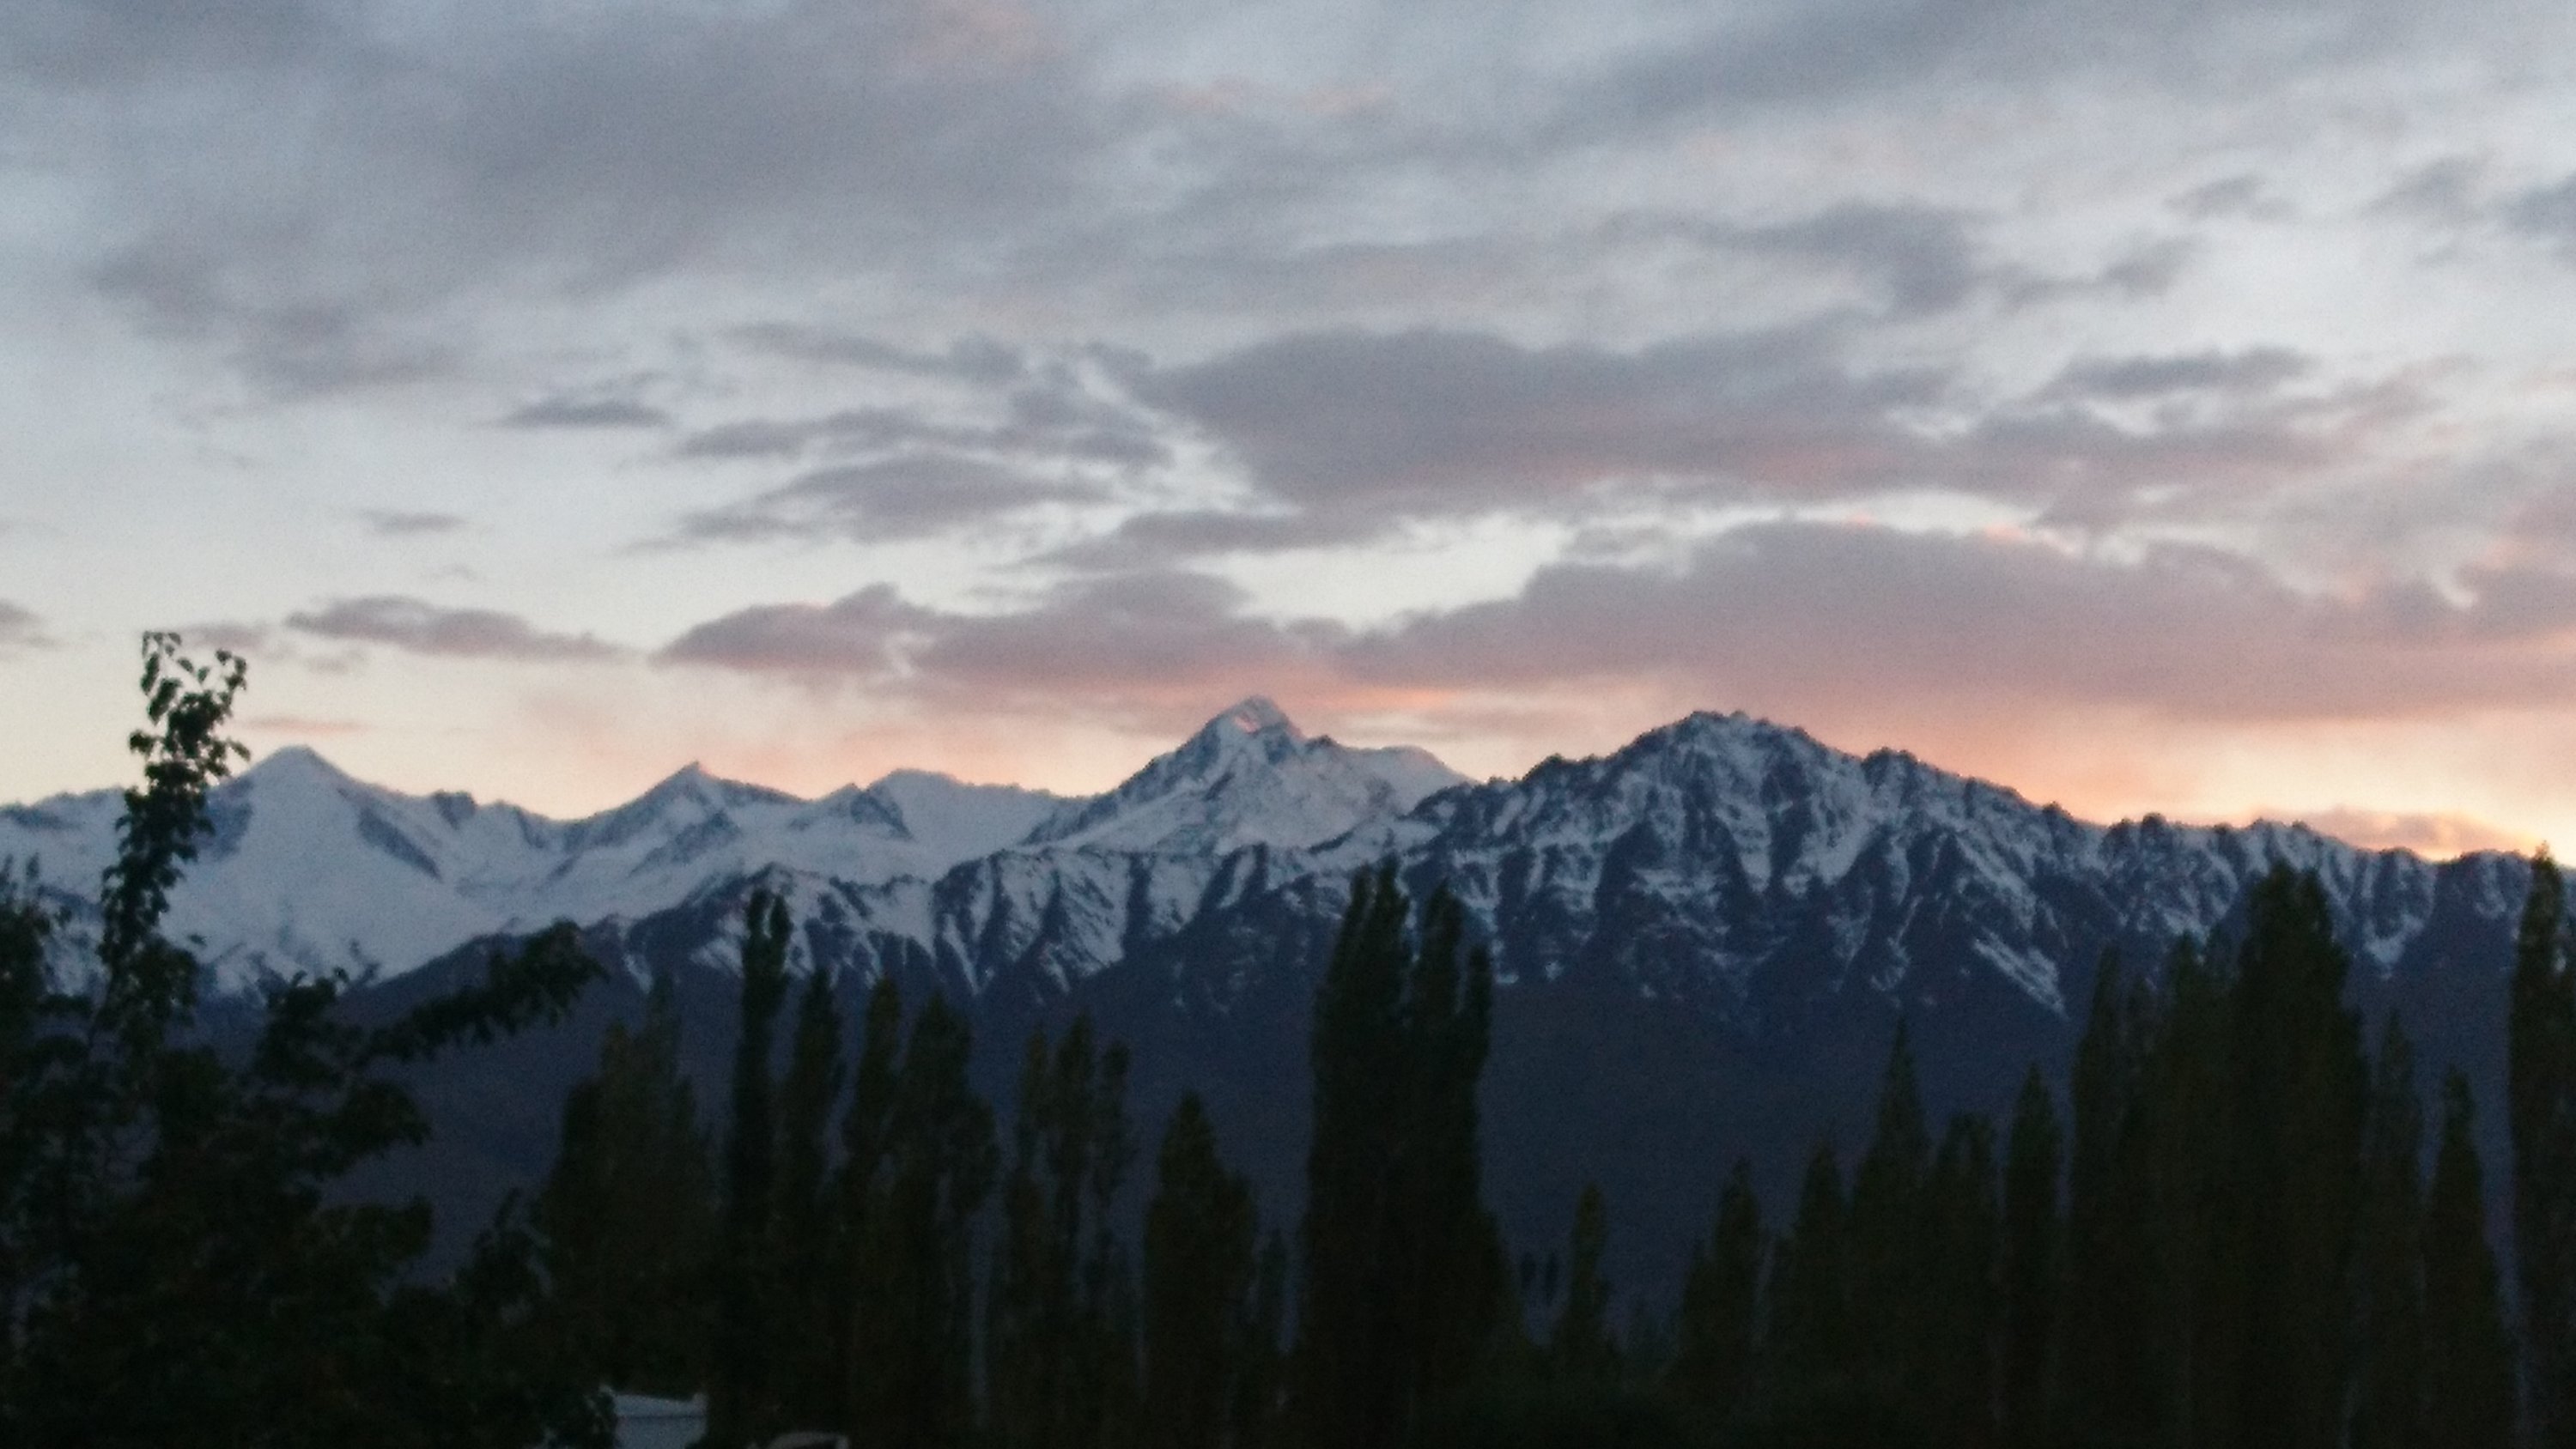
[677,388,1172,472]
[2090,238,2197,299]
[2167,175,2294,222]
[657,522,2576,728]
[1342,523,2576,722]
[672,454,1105,545]
[1137,325,2397,537]
[1601,203,1996,318]
[1747,203,1988,316]
[1139,325,1947,515]
[3,0,339,87]
[92,244,459,393]
[730,325,1030,386]
[2372,157,2491,223]
[1044,509,1388,569]
[1562,0,2442,142]
[2508,174,2576,258]
[499,397,671,430]
[284,596,623,663]
[2043,348,2312,401]
[657,584,934,676]
[358,510,468,537]
[659,572,1322,710]
[179,621,277,656]
[49,0,1097,390]
[0,602,52,656]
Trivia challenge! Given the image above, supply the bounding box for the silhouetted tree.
[1998,1067,2061,1449]
[0,634,605,1449]
[2515,852,2576,1449]
[1765,1141,1852,1411]
[1142,1092,1260,1449]
[2423,1071,2515,1449]
[1670,1158,1762,1424]
[708,888,793,1448]
[536,967,718,1397]
[989,1014,1137,1449]
[847,991,995,1449]
[1850,1022,1932,1410]
[2227,868,2366,1449]
[2351,1017,2426,1449]
[1294,868,1503,1449]
[773,960,846,1427]
[1547,1184,1619,1384]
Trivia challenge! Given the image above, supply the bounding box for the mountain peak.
[1205,696,1302,742]
[240,743,355,790]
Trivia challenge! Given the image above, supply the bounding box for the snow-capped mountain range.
[0,698,1466,993]
[0,696,2532,1024]
[19,694,2531,1290]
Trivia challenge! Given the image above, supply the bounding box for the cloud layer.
[9,0,2576,849]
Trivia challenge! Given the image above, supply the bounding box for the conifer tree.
[1547,1183,1619,1384]
[1997,1067,2060,1449]
[1293,868,1503,1449]
[1142,1092,1261,1449]
[831,973,904,1423]
[1849,1022,1931,1407]
[847,992,995,1449]
[2225,867,2366,1449]
[2422,1071,2515,1449]
[708,888,793,1447]
[1765,1141,1852,1410]
[2063,947,2161,1439]
[774,961,846,1426]
[989,1014,1138,1449]
[535,967,718,1398]
[2351,1016,2427,1449]
[2514,852,2576,1449]
[1670,1158,1762,1424]
[1923,1113,2000,1447]
[1236,1230,1291,1448]
[2146,934,2235,1449]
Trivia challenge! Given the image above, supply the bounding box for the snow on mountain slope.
[864,771,1064,862]
[0,701,2531,1020]
[0,749,1060,991]
[1022,697,1467,856]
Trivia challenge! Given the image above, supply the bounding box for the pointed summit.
[1022,696,1461,855]
[1213,695,1301,739]
[240,743,355,788]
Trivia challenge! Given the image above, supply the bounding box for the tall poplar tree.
[846,992,995,1449]
[1294,868,1503,1449]
[2422,1071,2515,1449]
[1547,1184,1619,1384]
[2063,948,2156,1436]
[535,967,717,1397]
[774,962,846,1426]
[1923,1114,2000,1447]
[2351,1017,2427,1449]
[1670,1159,1762,1424]
[2226,867,2366,1449]
[1997,1067,2060,1449]
[1141,1093,1260,1449]
[1765,1142,1852,1410]
[708,888,793,1448]
[2514,852,2576,1449]
[1849,1023,1932,1409]
[988,1014,1138,1449]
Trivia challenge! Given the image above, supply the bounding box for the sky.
[7,0,2576,856]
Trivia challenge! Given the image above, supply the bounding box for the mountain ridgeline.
[0,698,2541,1296]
